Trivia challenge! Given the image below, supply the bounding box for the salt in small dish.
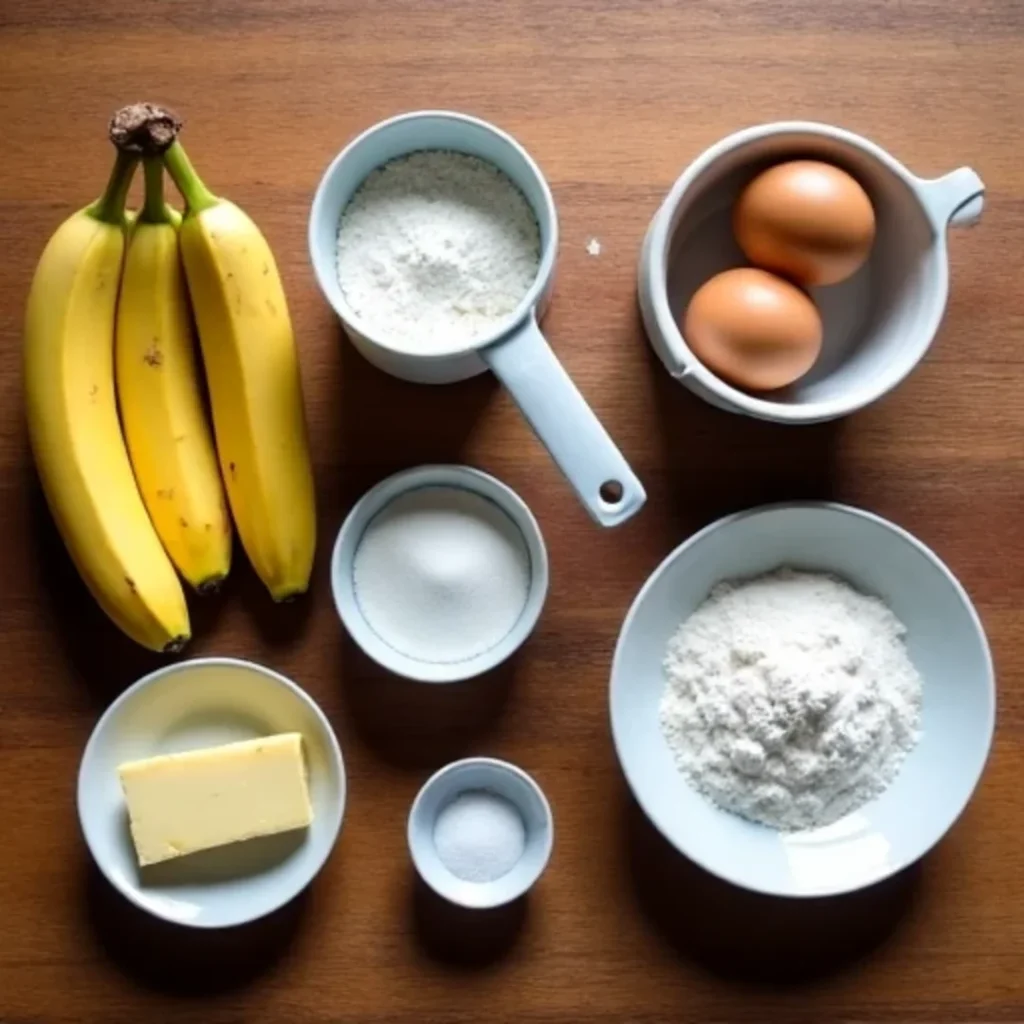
[331,464,549,684]
[78,657,346,929]
[408,757,554,909]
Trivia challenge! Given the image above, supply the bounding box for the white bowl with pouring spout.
[638,121,985,423]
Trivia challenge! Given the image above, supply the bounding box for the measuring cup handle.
[917,167,985,229]
[481,316,646,527]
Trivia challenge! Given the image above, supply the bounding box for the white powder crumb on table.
[659,569,923,831]
[586,237,601,256]
[352,486,531,665]
[336,151,540,352]
[433,790,526,883]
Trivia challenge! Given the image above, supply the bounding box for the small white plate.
[408,757,554,908]
[610,502,995,898]
[78,657,345,928]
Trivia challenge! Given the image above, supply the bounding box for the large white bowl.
[610,503,994,897]
[79,658,346,928]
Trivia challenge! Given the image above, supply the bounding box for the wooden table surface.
[2,1,1023,1021]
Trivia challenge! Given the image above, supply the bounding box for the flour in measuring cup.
[336,151,541,351]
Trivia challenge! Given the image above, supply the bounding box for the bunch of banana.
[23,103,317,652]
[162,137,316,602]
[24,150,191,652]
[117,156,232,595]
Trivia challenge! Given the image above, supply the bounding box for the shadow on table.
[24,463,177,706]
[234,546,316,649]
[339,635,516,770]
[637,305,847,535]
[83,861,305,996]
[332,322,502,489]
[410,873,527,968]
[25,448,316,709]
[623,794,920,984]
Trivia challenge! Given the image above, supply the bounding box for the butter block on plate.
[118,733,314,867]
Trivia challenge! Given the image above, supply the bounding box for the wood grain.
[2,0,1023,1020]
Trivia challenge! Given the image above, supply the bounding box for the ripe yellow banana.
[116,159,232,593]
[24,152,191,652]
[164,141,316,601]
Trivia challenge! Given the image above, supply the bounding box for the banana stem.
[139,158,172,224]
[87,151,138,226]
[163,141,219,214]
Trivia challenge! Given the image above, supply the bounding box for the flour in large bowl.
[659,568,922,831]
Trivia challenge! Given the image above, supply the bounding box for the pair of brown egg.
[684,161,876,392]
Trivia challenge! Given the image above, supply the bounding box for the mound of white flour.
[336,151,540,351]
[659,569,922,831]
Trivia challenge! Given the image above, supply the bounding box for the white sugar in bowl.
[331,465,549,683]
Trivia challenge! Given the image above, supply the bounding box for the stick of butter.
[118,733,314,867]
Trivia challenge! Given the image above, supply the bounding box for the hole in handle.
[600,480,624,506]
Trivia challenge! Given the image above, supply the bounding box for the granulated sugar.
[352,486,531,664]
[433,790,526,883]
[660,569,923,831]
[336,150,540,350]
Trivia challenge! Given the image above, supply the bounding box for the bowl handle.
[481,315,646,528]
[916,167,985,229]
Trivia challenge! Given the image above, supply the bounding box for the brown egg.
[683,268,823,391]
[734,160,876,286]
